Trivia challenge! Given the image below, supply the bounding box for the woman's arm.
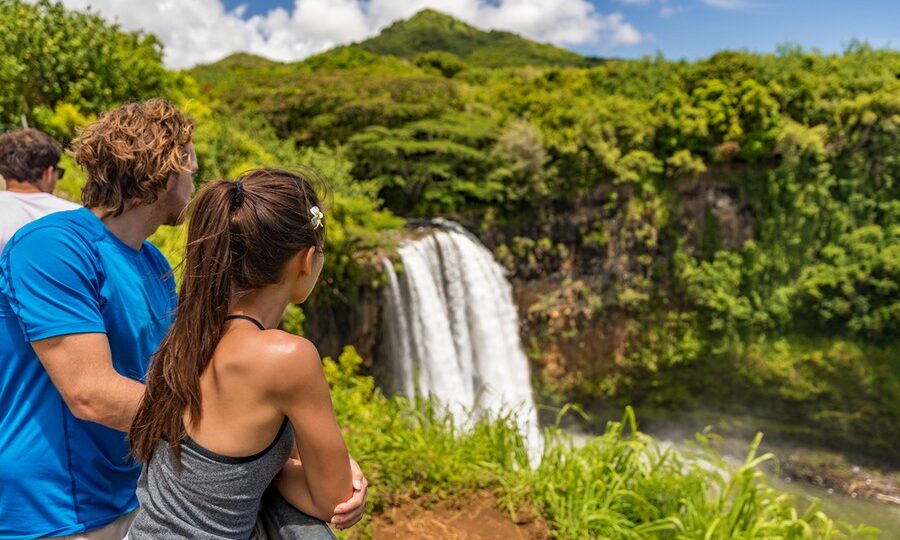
[262,334,353,522]
[277,448,369,529]
[272,458,318,517]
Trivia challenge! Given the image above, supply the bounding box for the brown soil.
[371,492,550,540]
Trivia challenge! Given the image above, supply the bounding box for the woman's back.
[129,418,294,539]
[183,316,292,459]
[128,170,354,537]
[130,315,298,538]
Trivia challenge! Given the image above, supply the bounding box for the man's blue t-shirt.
[0,208,176,539]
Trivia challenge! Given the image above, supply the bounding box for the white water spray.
[381,221,542,462]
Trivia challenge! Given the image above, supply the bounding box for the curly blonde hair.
[71,98,194,216]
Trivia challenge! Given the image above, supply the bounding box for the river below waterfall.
[566,411,900,538]
[769,475,900,537]
[377,221,898,536]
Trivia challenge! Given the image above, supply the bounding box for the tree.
[0,0,168,139]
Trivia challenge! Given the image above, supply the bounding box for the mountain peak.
[359,9,597,68]
[405,8,463,23]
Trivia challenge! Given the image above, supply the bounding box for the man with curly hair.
[0,99,195,539]
[0,128,80,254]
[0,99,366,539]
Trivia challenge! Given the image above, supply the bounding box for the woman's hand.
[330,457,368,530]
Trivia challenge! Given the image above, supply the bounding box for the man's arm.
[4,228,142,431]
[31,333,145,432]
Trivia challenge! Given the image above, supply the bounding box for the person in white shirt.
[0,128,80,253]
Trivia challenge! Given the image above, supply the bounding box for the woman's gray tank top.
[128,418,294,539]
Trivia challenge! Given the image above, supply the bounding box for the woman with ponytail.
[128,168,355,538]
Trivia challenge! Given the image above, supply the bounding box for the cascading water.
[381,220,542,462]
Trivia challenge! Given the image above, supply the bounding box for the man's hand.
[330,457,368,530]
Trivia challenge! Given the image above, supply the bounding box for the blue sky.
[221,0,899,60]
[61,1,898,68]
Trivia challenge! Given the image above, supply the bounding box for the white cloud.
[612,0,681,19]
[43,0,644,68]
[702,0,757,9]
[600,13,643,46]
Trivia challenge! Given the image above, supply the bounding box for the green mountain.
[189,52,284,87]
[191,11,598,76]
[192,52,280,73]
[357,9,599,68]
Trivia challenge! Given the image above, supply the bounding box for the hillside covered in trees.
[187,12,899,462]
[1,1,897,536]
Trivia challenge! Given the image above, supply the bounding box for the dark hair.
[0,128,62,183]
[130,168,325,462]
[71,98,194,217]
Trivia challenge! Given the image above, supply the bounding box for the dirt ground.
[371,492,550,540]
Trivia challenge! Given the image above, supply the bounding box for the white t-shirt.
[0,191,81,255]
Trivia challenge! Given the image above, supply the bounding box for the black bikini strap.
[224,314,266,330]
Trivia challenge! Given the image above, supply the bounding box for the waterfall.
[381,220,542,462]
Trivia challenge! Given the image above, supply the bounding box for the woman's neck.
[228,285,291,330]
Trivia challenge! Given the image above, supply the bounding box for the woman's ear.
[296,246,317,277]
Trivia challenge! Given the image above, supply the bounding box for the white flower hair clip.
[310,206,324,230]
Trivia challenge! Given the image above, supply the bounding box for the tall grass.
[326,347,878,539]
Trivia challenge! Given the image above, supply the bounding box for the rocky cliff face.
[473,171,756,398]
[676,172,756,255]
[307,169,757,400]
[305,284,384,367]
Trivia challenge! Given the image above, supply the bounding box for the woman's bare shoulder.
[240,329,325,395]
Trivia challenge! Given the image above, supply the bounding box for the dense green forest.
[186,10,899,461]
[1,1,897,537]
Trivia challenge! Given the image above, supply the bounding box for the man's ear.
[42,166,54,183]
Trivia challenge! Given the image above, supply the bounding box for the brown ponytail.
[130,168,325,462]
